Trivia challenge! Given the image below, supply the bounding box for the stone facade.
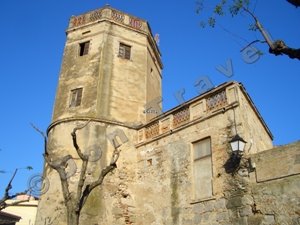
[3,196,38,225]
[35,6,300,225]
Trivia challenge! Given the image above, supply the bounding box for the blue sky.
[0,0,299,195]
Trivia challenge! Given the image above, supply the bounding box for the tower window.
[118,43,131,60]
[79,41,90,56]
[69,88,83,108]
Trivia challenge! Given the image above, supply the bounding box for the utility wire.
[217,23,250,47]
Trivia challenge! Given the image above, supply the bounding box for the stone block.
[215,198,227,209]
[262,214,275,225]
[239,205,253,217]
[226,196,243,209]
[242,195,254,205]
[216,211,229,222]
[232,217,248,225]
[193,203,205,214]
[247,215,264,225]
[204,201,215,212]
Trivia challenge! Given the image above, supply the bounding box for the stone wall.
[134,130,299,224]
[250,141,300,225]
[223,141,300,225]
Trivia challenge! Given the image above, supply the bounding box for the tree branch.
[242,7,300,60]
[31,123,47,155]
[70,120,92,212]
[242,7,274,49]
[32,123,74,209]
[269,40,300,60]
[71,120,91,161]
[78,139,120,211]
[287,0,300,7]
[44,153,73,209]
[0,169,29,211]
[75,159,88,213]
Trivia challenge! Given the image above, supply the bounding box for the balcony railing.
[138,84,238,143]
[206,90,227,111]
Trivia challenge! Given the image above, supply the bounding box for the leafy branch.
[197,0,300,60]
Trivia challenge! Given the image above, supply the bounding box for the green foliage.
[214,4,225,15]
[229,0,250,16]
[197,0,250,28]
[208,17,216,27]
[26,166,33,170]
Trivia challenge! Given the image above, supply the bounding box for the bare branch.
[72,119,91,134]
[78,140,120,211]
[44,154,72,172]
[31,123,48,155]
[44,153,73,208]
[0,169,29,211]
[5,169,18,199]
[242,7,274,50]
[31,123,46,139]
[242,7,300,60]
[75,160,88,212]
[71,120,91,161]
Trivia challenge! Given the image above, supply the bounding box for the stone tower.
[35,6,162,225]
[52,5,162,124]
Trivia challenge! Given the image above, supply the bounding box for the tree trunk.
[67,209,80,225]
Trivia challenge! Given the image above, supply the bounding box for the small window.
[118,43,131,60]
[82,30,91,35]
[69,88,83,108]
[192,138,213,200]
[79,41,90,56]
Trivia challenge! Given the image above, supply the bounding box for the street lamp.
[229,134,247,155]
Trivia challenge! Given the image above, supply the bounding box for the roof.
[0,211,21,224]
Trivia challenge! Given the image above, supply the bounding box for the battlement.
[67,6,151,36]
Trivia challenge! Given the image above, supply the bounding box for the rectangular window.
[118,43,131,60]
[192,138,213,200]
[69,88,83,108]
[79,41,90,56]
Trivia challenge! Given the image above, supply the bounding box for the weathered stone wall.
[250,141,300,225]
[133,93,270,224]
[34,121,138,225]
[52,6,162,124]
[222,141,300,225]
[36,7,163,225]
[236,85,273,154]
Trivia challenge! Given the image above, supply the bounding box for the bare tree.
[197,0,300,60]
[0,168,32,211]
[32,121,122,225]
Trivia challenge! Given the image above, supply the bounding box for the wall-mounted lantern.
[229,134,247,155]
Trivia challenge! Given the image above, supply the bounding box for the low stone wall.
[253,141,300,183]
[249,141,300,225]
[223,141,300,225]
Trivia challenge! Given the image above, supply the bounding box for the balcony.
[137,82,239,144]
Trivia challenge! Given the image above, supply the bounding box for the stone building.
[35,5,300,225]
[3,195,38,225]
